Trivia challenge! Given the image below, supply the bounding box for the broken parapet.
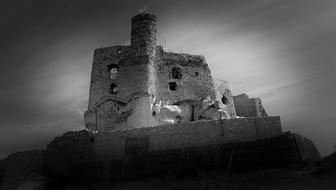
[233,93,268,117]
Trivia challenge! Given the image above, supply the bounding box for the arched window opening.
[109,83,118,94]
[172,67,182,79]
[169,82,177,91]
[108,64,119,80]
[221,95,228,104]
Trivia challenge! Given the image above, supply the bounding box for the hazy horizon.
[0,0,335,159]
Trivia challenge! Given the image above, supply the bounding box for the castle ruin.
[84,13,246,132]
[0,13,321,189]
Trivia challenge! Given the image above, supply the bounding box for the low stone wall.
[45,117,282,180]
[96,116,281,160]
[0,128,321,187]
[45,131,320,184]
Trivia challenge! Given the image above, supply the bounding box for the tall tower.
[130,13,157,57]
[84,13,160,132]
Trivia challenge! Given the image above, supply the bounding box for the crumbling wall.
[176,101,193,122]
[154,51,216,104]
[87,46,130,109]
[124,95,159,129]
[0,150,44,190]
[233,93,268,117]
[85,48,155,131]
[85,13,276,132]
[85,14,160,132]
[85,13,241,132]
[85,46,224,131]
[213,79,236,117]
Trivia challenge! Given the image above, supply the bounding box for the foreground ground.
[36,168,333,190]
[7,151,336,190]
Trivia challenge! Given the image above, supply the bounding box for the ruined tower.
[84,13,237,132]
[131,13,157,57]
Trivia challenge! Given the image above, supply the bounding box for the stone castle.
[83,13,261,132]
[0,13,321,189]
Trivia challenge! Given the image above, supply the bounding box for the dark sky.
[0,0,335,159]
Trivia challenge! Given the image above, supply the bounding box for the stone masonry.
[233,93,268,117]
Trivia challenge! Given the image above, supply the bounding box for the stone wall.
[213,79,236,117]
[46,117,282,178]
[233,93,268,117]
[45,131,96,177]
[87,46,131,110]
[85,45,225,131]
[84,13,240,132]
[154,51,216,104]
[85,45,155,131]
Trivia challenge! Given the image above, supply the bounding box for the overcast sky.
[0,0,335,159]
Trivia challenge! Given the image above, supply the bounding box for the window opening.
[110,83,118,94]
[108,64,119,79]
[221,95,228,104]
[169,82,177,91]
[172,67,182,79]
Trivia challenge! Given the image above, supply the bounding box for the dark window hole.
[221,95,228,104]
[172,67,182,79]
[110,83,118,94]
[169,82,177,91]
[107,64,119,80]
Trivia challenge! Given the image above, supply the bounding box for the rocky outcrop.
[0,150,45,190]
